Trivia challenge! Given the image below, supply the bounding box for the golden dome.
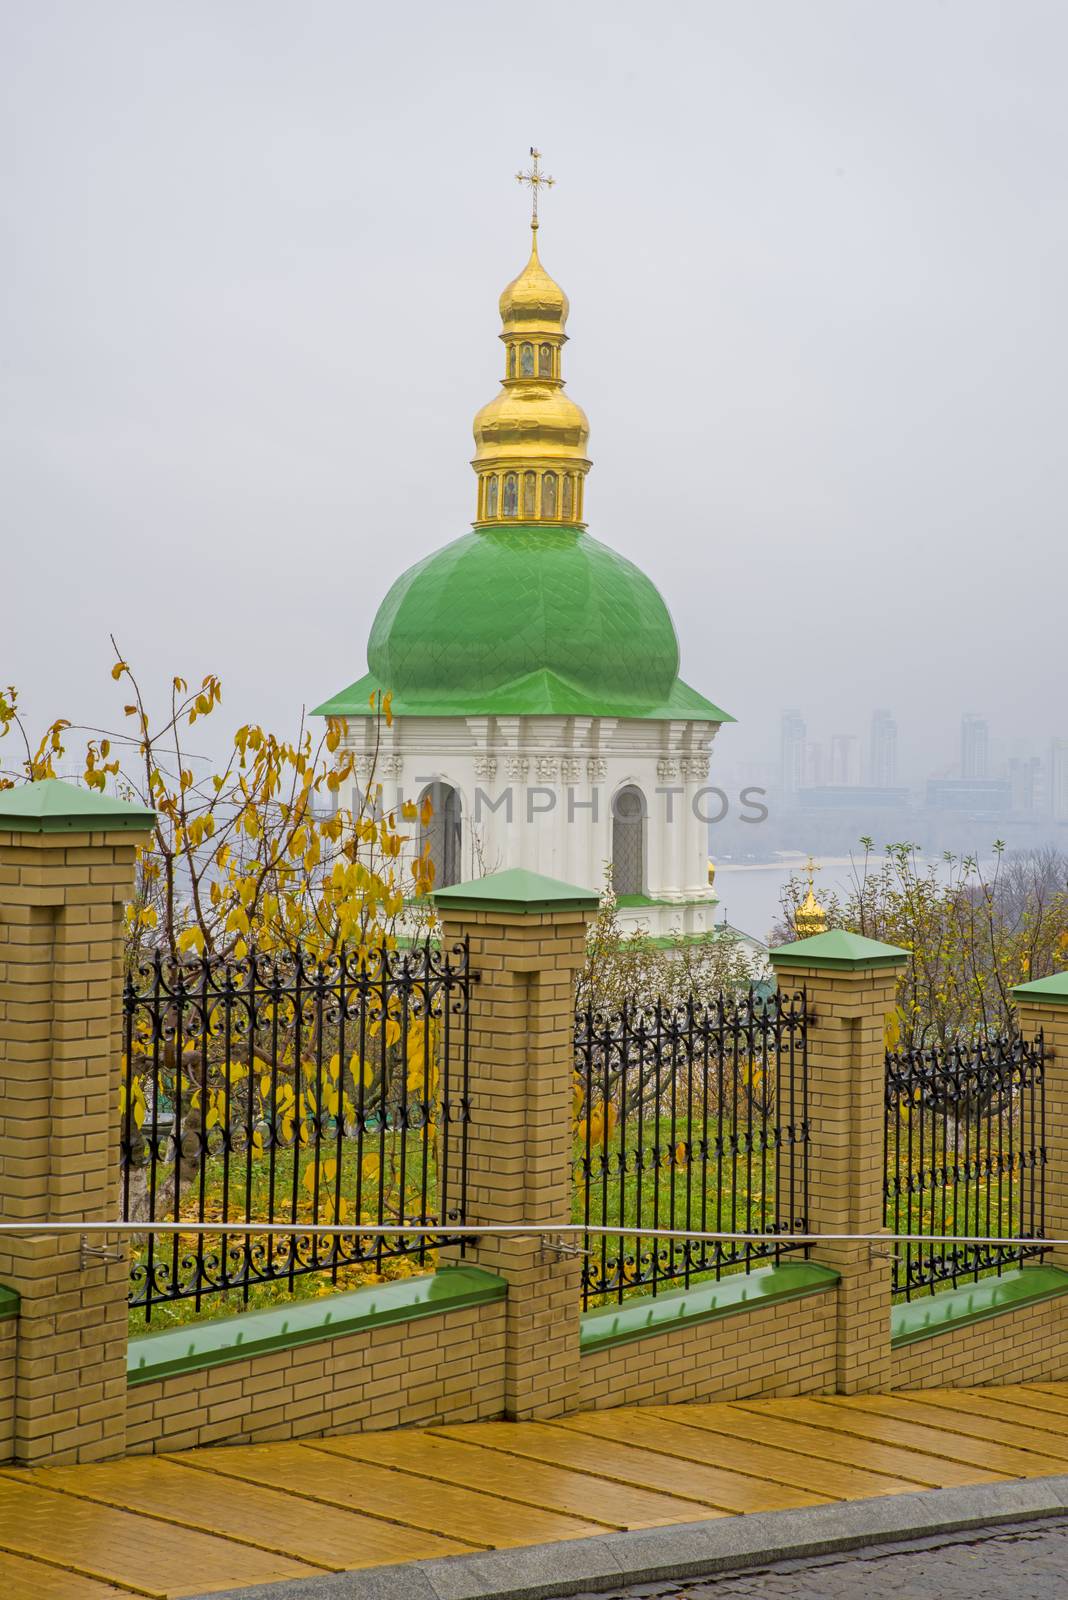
[471,151,591,529]
[498,234,570,336]
[472,383,589,463]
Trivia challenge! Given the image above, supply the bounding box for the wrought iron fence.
[884,1030,1047,1300]
[574,988,810,1310]
[120,940,472,1322]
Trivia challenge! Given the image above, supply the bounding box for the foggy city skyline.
[5,2,1067,826]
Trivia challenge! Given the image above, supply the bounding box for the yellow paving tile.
[15,1455,462,1572]
[6,1385,1067,1599]
[181,1440,605,1550]
[828,1393,1068,1463]
[756,1397,1068,1479]
[0,1549,131,1600]
[984,1388,1068,1427]
[890,1389,1068,1448]
[563,1405,928,1500]
[1001,1384,1068,1418]
[313,1428,706,1530]
[0,1472,316,1599]
[433,1419,822,1514]
[656,1401,1005,1489]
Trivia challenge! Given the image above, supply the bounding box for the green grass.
[128,1109,1043,1330]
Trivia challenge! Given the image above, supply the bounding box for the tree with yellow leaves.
[1,642,434,967]
[775,840,1068,1049]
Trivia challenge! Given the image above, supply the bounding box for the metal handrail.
[0,1220,1059,1248]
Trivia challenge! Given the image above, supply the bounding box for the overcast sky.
[3,1,1065,784]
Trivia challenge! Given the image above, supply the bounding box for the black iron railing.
[574,988,810,1310]
[884,1031,1047,1300]
[120,940,472,1322]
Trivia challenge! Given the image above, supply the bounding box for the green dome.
[314,525,731,724]
[371,525,676,710]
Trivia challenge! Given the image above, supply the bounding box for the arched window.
[612,786,645,897]
[538,343,553,377]
[507,345,517,379]
[542,471,557,518]
[562,473,573,520]
[419,782,462,890]
[522,471,537,518]
[503,473,518,517]
[520,342,534,377]
[486,475,499,517]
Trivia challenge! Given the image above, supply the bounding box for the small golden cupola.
[794,857,829,939]
[472,149,591,528]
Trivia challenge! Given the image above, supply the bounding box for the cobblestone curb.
[191,1475,1068,1600]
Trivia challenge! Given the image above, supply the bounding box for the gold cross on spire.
[516,146,554,231]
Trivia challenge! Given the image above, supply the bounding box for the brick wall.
[0,823,147,1464]
[578,1290,837,1411]
[0,1321,14,1459]
[890,1297,1068,1390]
[125,1297,507,1454]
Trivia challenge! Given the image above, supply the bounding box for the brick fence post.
[0,779,154,1464]
[1014,971,1068,1272]
[433,868,598,1421]
[769,928,908,1395]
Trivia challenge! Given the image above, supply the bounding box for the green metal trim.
[0,1285,19,1321]
[126,1266,506,1386]
[0,778,155,835]
[769,928,910,972]
[615,894,719,910]
[1013,972,1068,1006]
[433,866,599,915]
[314,671,732,725]
[579,1262,840,1355]
[891,1266,1068,1348]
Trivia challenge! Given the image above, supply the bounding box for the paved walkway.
[2,1384,1068,1598]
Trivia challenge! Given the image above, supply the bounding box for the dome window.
[538,343,553,377]
[542,472,557,518]
[486,475,499,517]
[520,342,535,377]
[503,473,518,517]
[612,786,646,897]
[522,472,537,518]
[562,474,573,520]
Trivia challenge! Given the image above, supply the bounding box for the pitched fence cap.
[1013,971,1068,1006]
[0,777,156,834]
[432,866,599,915]
[769,927,909,972]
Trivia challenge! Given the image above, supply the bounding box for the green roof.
[314,524,731,723]
[0,778,155,834]
[1013,971,1068,1006]
[433,867,599,915]
[769,928,910,971]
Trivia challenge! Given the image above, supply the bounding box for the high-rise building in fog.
[1008,756,1042,812]
[780,709,806,796]
[870,709,897,787]
[961,713,989,779]
[1051,740,1068,822]
[804,741,824,788]
[830,733,860,786]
